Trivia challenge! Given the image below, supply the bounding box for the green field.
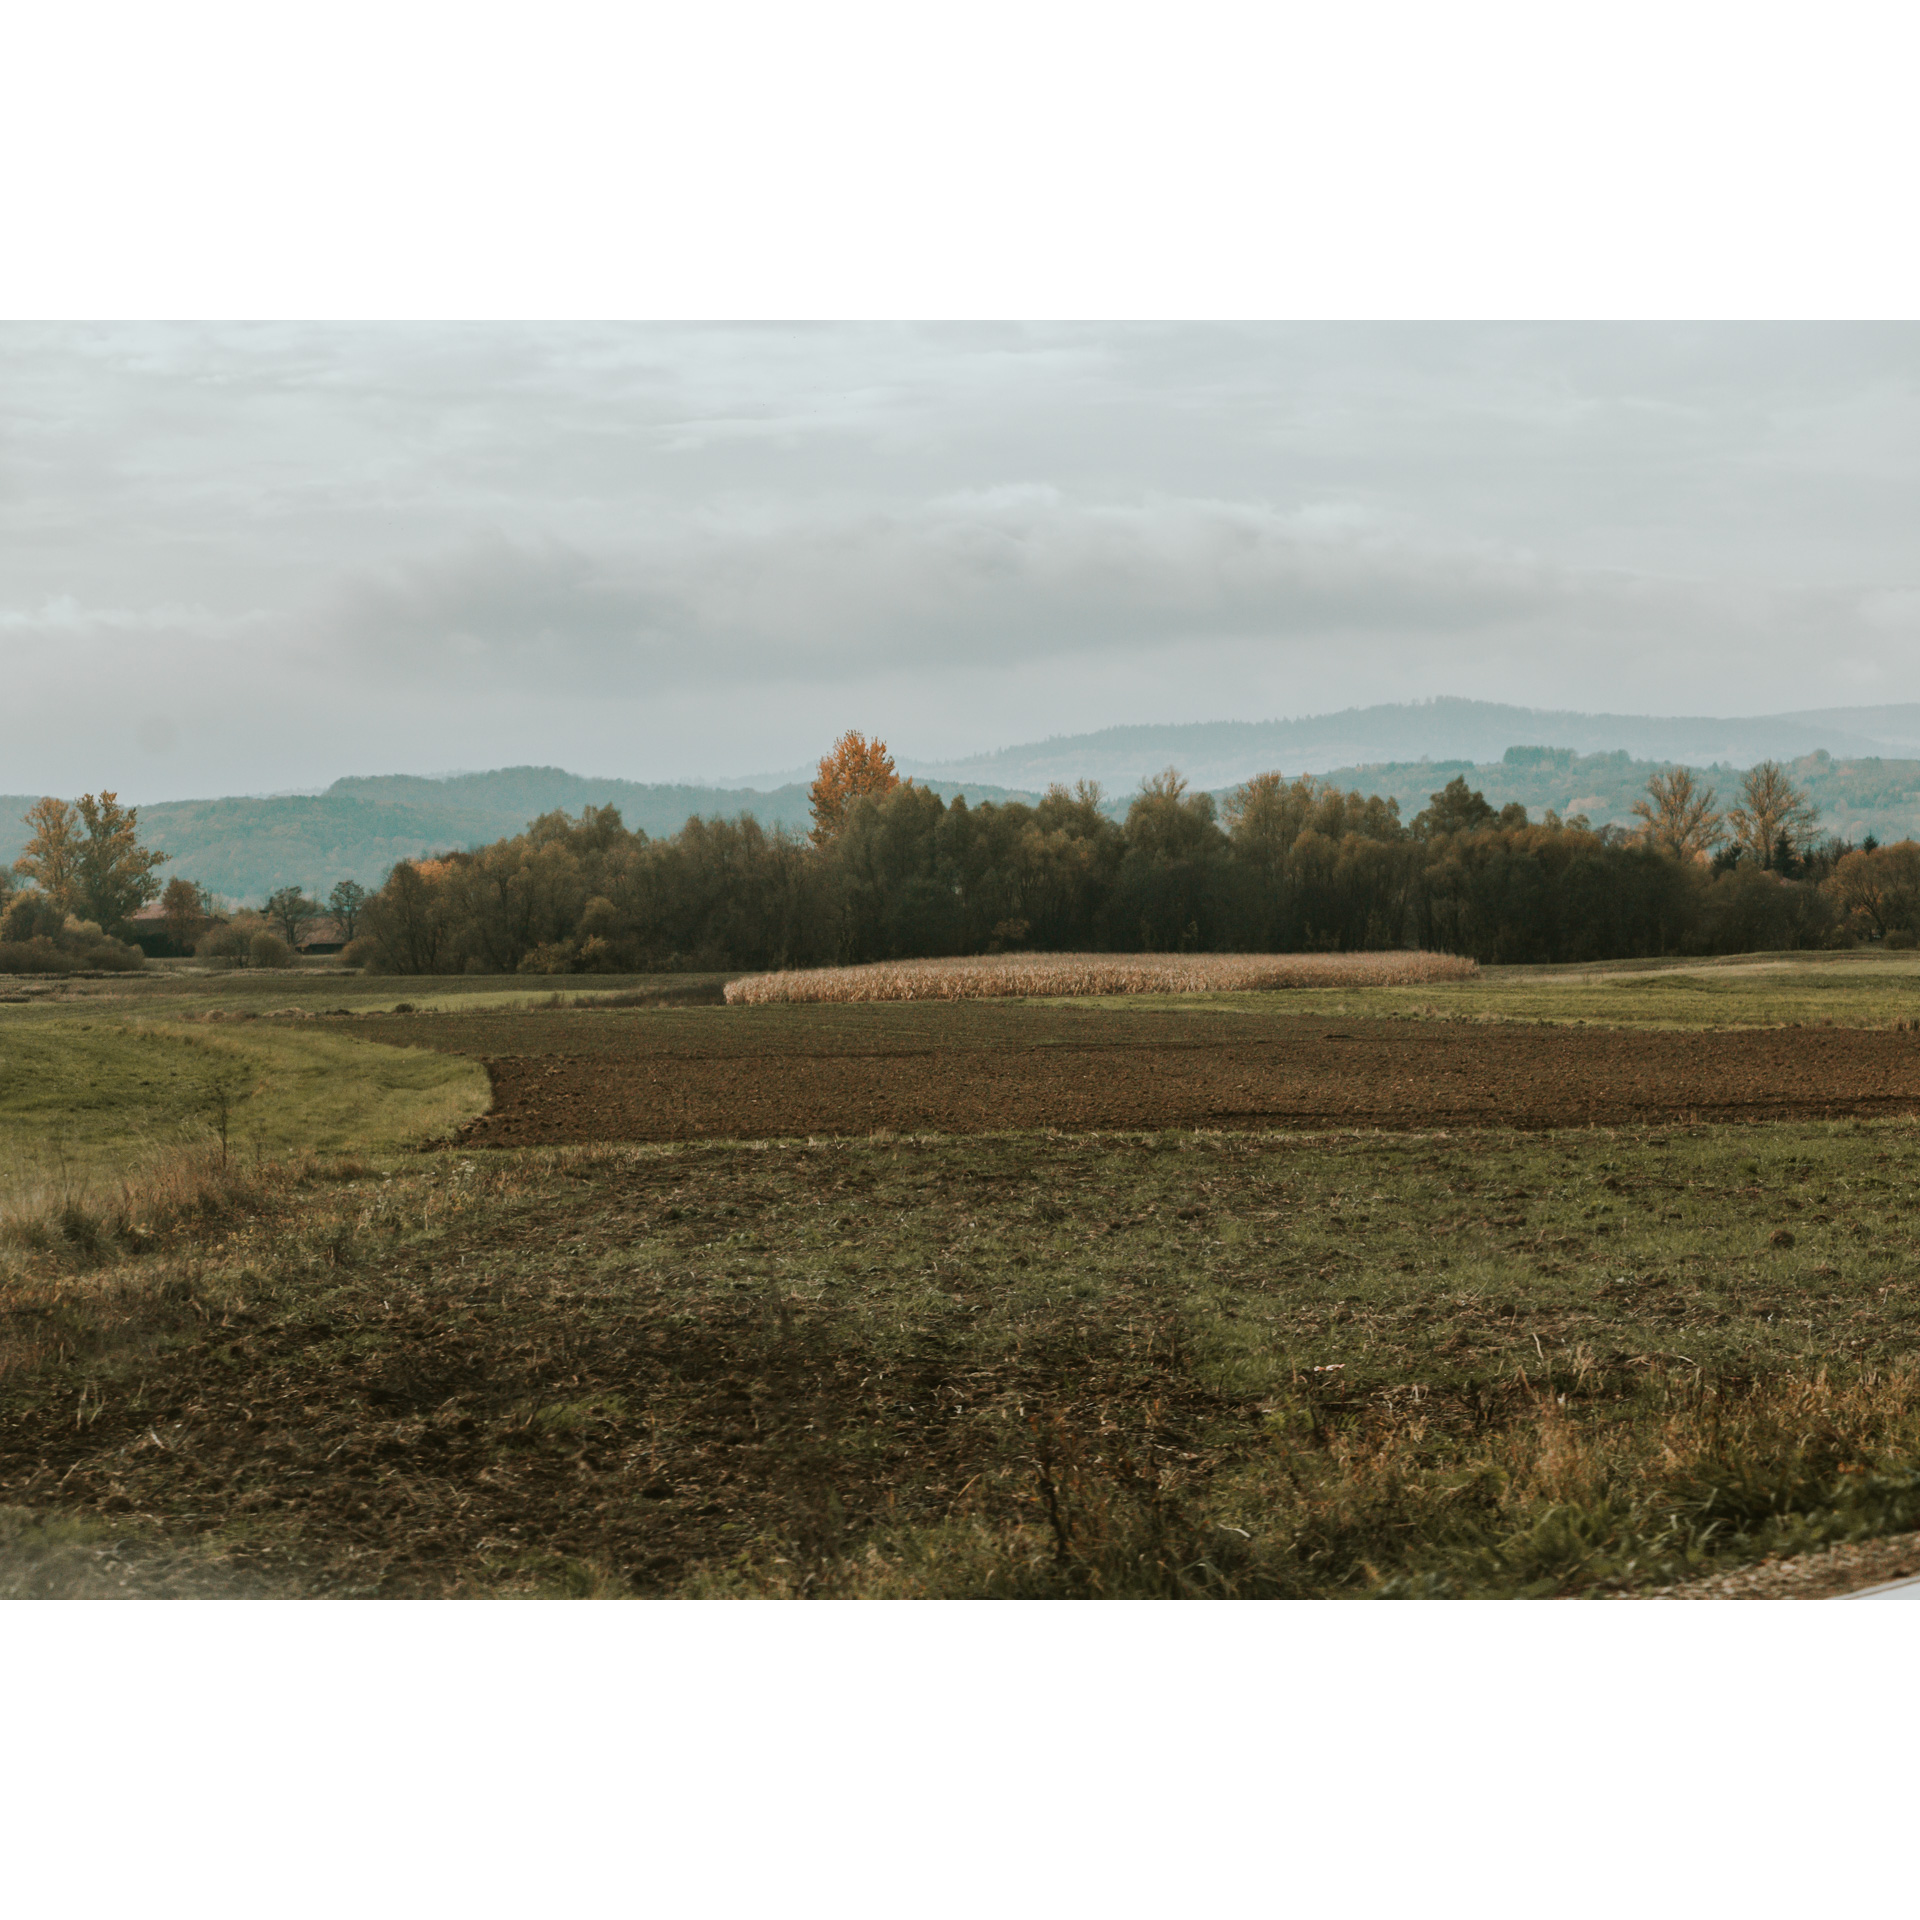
[11,947,1920,1031]
[0,1013,488,1217]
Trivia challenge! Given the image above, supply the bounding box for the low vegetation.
[7,948,1920,1599]
[7,1116,1920,1597]
[725,950,1479,1004]
[0,1013,488,1205]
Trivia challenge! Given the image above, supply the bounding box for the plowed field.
[347,1005,1920,1141]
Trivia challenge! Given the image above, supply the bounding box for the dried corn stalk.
[725,950,1477,1004]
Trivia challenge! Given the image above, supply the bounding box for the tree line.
[0,791,372,973]
[340,738,1915,976]
[12,741,1920,977]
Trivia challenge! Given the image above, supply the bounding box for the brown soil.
[351,1005,1920,1145]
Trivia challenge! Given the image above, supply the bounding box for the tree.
[1824,842,1920,940]
[1727,762,1819,870]
[1124,768,1224,864]
[1632,766,1723,862]
[362,860,450,973]
[265,885,320,947]
[17,792,168,931]
[159,876,211,952]
[13,797,81,909]
[328,878,370,941]
[1412,777,1497,838]
[808,731,902,847]
[75,792,169,928]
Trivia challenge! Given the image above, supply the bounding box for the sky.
[4,321,1919,800]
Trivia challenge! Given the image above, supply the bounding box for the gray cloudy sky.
[4,322,1918,800]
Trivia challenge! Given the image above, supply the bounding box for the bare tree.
[1727,761,1820,869]
[1632,767,1723,861]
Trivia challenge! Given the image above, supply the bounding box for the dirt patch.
[351,1006,1920,1144]
[1652,1530,1920,1600]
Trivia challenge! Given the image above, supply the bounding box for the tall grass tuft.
[0,1141,374,1262]
[725,950,1479,1005]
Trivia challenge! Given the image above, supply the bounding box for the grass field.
[10,947,1920,1027]
[0,1010,488,1236]
[5,950,1920,1598]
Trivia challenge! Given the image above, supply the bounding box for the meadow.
[4,949,1920,1597]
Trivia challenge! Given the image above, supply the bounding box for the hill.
[1301,747,1920,844]
[906,699,1920,792]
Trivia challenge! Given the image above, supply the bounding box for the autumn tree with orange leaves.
[808,731,904,846]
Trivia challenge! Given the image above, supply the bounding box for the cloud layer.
[2,323,1917,798]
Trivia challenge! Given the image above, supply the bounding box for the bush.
[248,931,293,970]
[195,924,250,960]
[0,932,144,975]
[339,935,381,969]
[0,896,146,974]
[2,895,62,944]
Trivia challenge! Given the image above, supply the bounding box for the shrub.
[0,914,145,975]
[195,924,250,960]
[339,935,381,969]
[248,931,293,970]
[2,895,62,943]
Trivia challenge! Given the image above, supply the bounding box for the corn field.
[724,950,1479,1005]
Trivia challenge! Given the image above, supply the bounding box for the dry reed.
[724,949,1478,1005]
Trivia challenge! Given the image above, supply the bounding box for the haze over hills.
[893,699,1920,794]
[11,699,1920,906]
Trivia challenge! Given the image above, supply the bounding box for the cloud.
[308,488,1875,710]
[5,323,1920,795]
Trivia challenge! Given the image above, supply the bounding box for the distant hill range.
[9,698,1920,904]
[898,698,1920,793]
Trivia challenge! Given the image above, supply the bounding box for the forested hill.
[0,768,1039,904]
[1308,748,1920,847]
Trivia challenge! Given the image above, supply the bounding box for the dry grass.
[11,1120,1920,1597]
[0,1139,370,1272]
[724,950,1479,1005]
[701,1359,1920,1599]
